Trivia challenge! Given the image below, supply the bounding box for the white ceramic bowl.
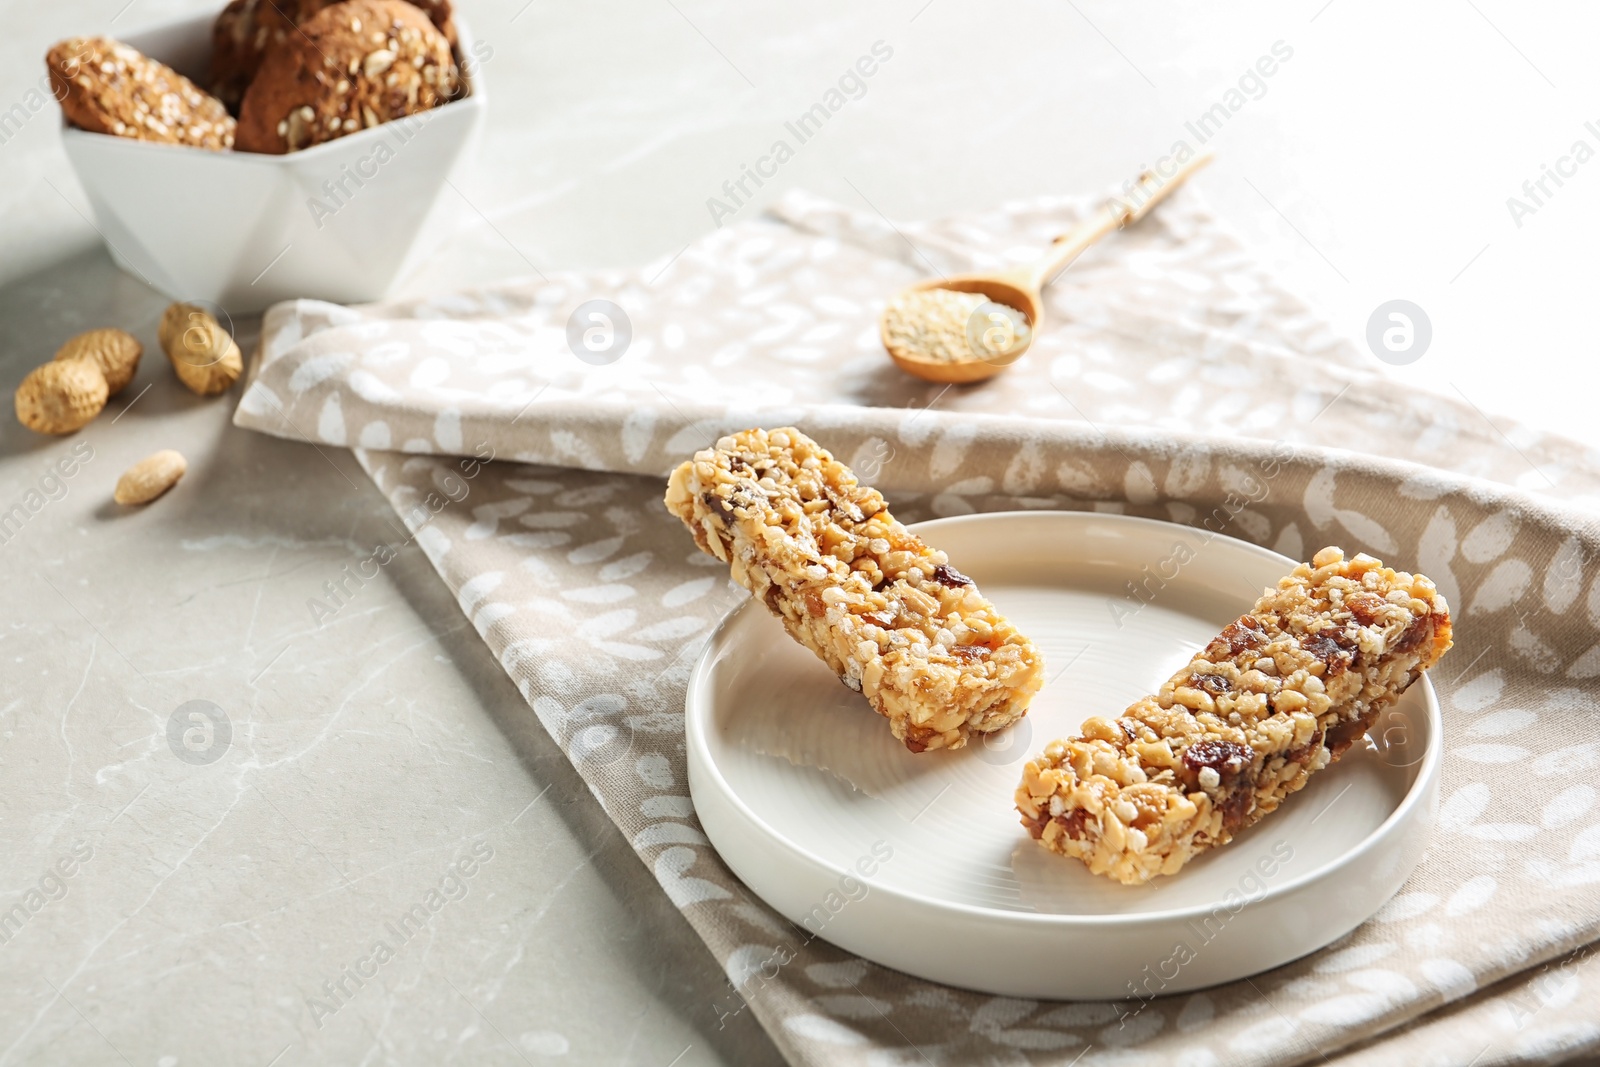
[687,511,1441,999]
[58,10,487,313]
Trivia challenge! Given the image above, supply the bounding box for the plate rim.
[686,509,1443,925]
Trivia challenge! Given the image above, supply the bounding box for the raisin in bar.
[665,427,1045,752]
[1016,547,1452,884]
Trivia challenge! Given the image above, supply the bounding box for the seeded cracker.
[47,37,235,150]
[235,0,459,154]
[1017,547,1453,884]
[665,427,1046,752]
[211,0,302,114]
[210,0,457,113]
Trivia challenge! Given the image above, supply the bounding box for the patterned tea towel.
[234,187,1600,1067]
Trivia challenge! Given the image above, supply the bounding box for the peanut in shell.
[14,359,109,435]
[160,303,243,396]
[54,327,142,395]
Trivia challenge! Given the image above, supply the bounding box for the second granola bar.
[1016,547,1453,884]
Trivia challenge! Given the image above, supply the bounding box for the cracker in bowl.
[47,36,235,150]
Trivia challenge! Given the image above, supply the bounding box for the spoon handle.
[1026,150,1215,291]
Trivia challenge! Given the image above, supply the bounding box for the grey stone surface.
[0,253,782,1063]
[1,0,1591,1063]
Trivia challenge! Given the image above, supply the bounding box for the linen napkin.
[234,188,1600,1066]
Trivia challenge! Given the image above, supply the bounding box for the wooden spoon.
[881,151,1215,384]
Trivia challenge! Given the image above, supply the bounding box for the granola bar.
[1017,547,1453,885]
[664,427,1045,752]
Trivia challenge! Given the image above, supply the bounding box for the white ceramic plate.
[686,511,1441,999]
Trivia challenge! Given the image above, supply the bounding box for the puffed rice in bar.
[1017,546,1453,884]
[665,427,1046,752]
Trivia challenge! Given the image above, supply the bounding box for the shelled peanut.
[115,449,187,505]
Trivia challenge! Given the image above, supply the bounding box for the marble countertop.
[2,1,1593,1064]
